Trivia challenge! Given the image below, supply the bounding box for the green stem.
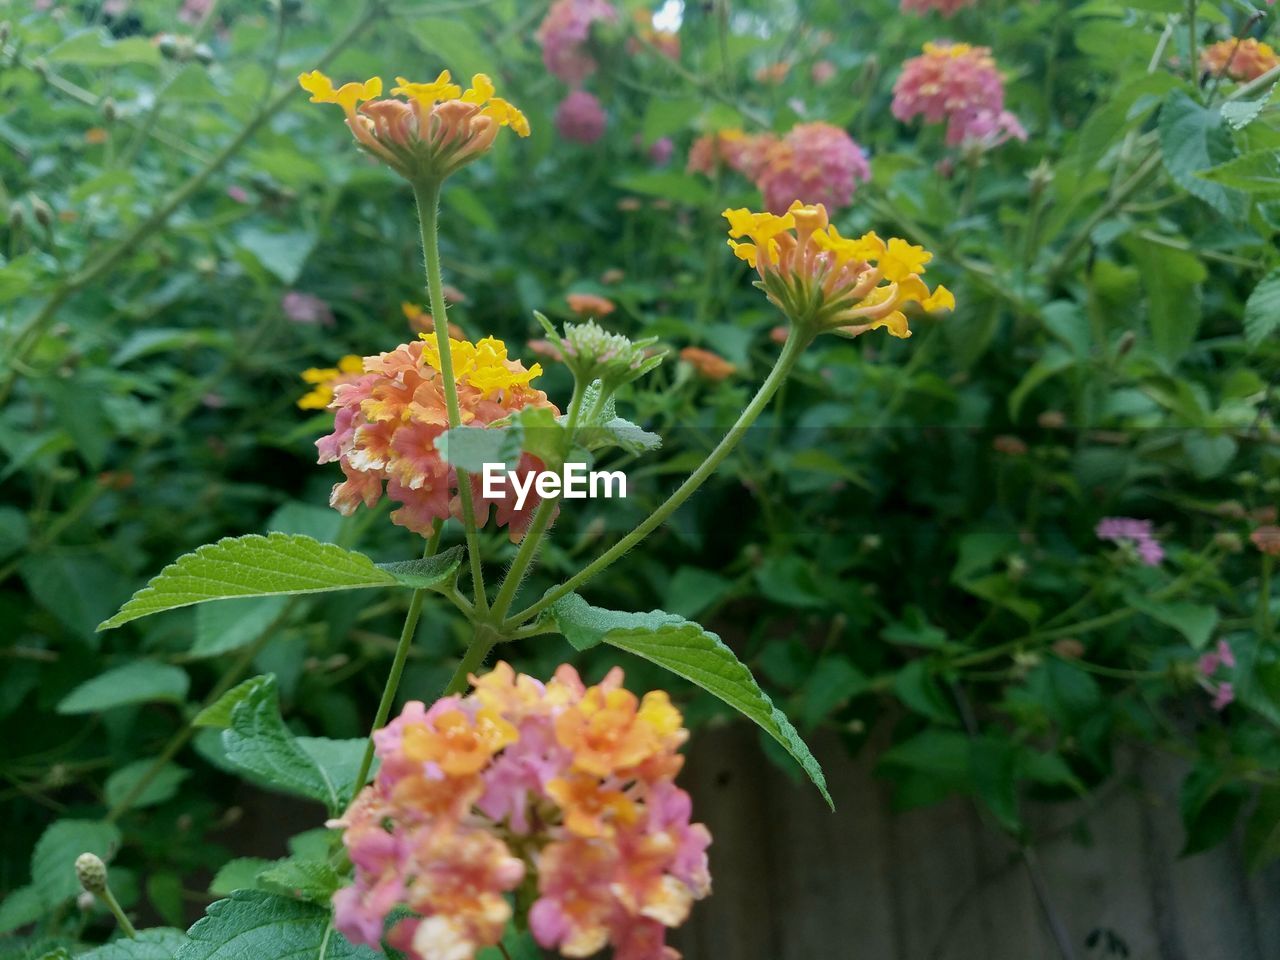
[506,327,812,630]
[488,381,588,623]
[1261,555,1273,644]
[412,177,489,613]
[443,624,499,696]
[99,883,136,939]
[351,527,441,793]
[1187,0,1198,92]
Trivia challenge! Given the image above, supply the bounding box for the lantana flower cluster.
[1200,38,1280,82]
[297,70,529,181]
[331,662,712,960]
[724,201,954,339]
[892,42,1026,148]
[690,124,870,215]
[1095,516,1164,567]
[538,0,619,144]
[314,337,557,539]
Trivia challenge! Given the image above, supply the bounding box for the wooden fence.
[671,725,1280,960]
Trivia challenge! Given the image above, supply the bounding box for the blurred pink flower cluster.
[1197,640,1235,711]
[1095,516,1164,567]
[538,0,618,144]
[555,89,608,144]
[332,662,712,960]
[689,123,870,214]
[892,41,1026,147]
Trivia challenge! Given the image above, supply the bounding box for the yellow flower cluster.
[725,201,954,339]
[297,69,529,181]
[297,355,363,410]
[420,335,544,396]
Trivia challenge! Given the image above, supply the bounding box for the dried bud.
[75,853,108,894]
[77,891,96,912]
[31,196,52,228]
[1052,638,1085,660]
[1116,330,1136,356]
[1037,410,1066,429]
[193,43,214,65]
[102,98,117,122]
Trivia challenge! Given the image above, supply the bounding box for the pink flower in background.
[1212,683,1235,711]
[537,0,618,86]
[649,136,674,165]
[281,291,334,326]
[755,122,870,214]
[811,60,837,85]
[555,90,607,143]
[892,42,1026,147]
[1198,639,1236,677]
[687,130,779,180]
[1095,516,1164,566]
[901,0,978,16]
[226,185,250,204]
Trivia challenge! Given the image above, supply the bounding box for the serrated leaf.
[1220,97,1269,130]
[1198,149,1280,195]
[545,593,831,807]
[100,534,460,630]
[1159,89,1247,219]
[80,928,188,960]
[578,417,662,456]
[194,677,265,729]
[1244,267,1280,348]
[175,890,378,960]
[209,859,274,897]
[257,859,341,903]
[31,820,121,907]
[57,662,189,714]
[217,675,353,814]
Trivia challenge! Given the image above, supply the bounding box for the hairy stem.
[413,177,489,613]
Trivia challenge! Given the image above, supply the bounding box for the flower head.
[688,129,778,180]
[555,90,607,144]
[298,69,529,181]
[537,0,618,85]
[1200,38,1279,82]
[724,201,954,339]
[892,42,1026,147]
[536,312,664,391]
[1095,516,1164,567]
[680,346,736,381]
[1251,524,1280,557]
[314,337,557,539]
[754,122,871,214]
[331,663,711,960]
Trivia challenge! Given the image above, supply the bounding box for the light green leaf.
[194,676,266,730]
[209,858,274,897]
[235,228,317,286]
[104,761,190,810]
[193,597,290,659]
[80,928,188,960]
[613,172,713,206]
[1244,267,1280,348]
[578,417,662,456]
[47,29,160,66]
[175,890,378,960]
[99,534,462,630]
[256,859,341,903]
[0,884,43,935]
[31,820,121,907]
[1198,149,1280,195]
[546,594,831,807]
[1159,90,1246,219]
[57,662,189,715]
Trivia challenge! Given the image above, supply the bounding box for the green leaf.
[0,884,43,935]
[47,29,160,66]
[1198,149,1280,195]
[879,730,971,779]
[1008,345,1074,420]
[614,172,713,206]
[209,858,275,897]
[235,228,317,285]
[99,534,462,630]
[257,859,341,903]
[104,761,190,810]
[1244,267,1280,348]
[1180,766,1247,856]
[57,662,189,714]
[435,425,523,473]
[1128,241,1206,364]
[1244,786,1280,872]
[1125,596,1219,649]
[0,505,29,561]
[194,677,265,730]
[410,18,491,79]
[193,597,291,659]
[800,656,869,728]
[578,417,662,456]
[545,593,831,807]
[220,676,363,812]
[175,890,378,960]
[80,929,188,960]
[31,820,121,907]
[893,660,957,726]
[1159,89,1246,219]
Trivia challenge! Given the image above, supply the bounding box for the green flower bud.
[75,852,108,894]
[534,311,663,393]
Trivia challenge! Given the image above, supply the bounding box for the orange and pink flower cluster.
[690,122,870,215]
[1200,38,1280,82]
[892,42,1026,148]
[315,337,557,539]
[331,663,712,960]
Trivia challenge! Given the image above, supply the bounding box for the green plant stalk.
[98,882,137,939]
[1187,0,1198,93]
[443,623,500,696]
[412,177,489,614]
[506,327,812,630]
[488,380,588,623]
[351,527,442,792]
[0,0,383,405]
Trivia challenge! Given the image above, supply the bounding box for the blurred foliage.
[2,0,1280,954]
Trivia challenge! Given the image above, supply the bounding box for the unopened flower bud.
[1027,159,1054,196]
[1213,532,1243,553]
[102,98,117,122]
[8,202,24,230]
[1235,471,1258,488]
[535,312,663,393]
[76,853,108,894]
[31,197,52,228]
[1116,330,1136,356]
[77,891,96,912]
[193,43,213,65]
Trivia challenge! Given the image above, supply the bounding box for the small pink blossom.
[649,136,674,165]
[281,291,334,326]
[1212,682,1235,711]
[555,90,607,144]
[1198,640,1236,677]
[537,0,618,86]
[1095,516,1164,567]
[226,185,250,204]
